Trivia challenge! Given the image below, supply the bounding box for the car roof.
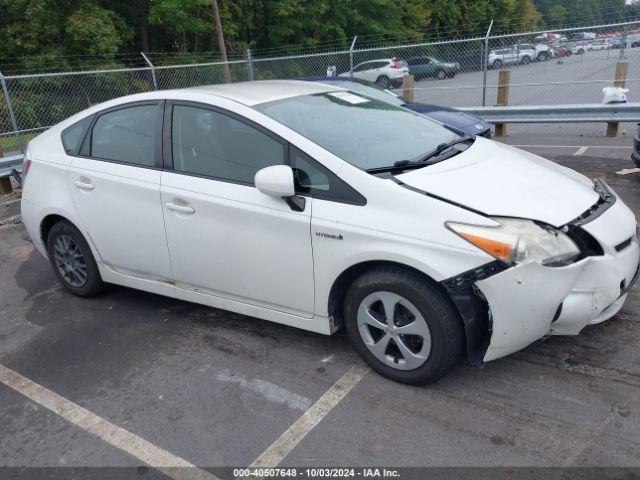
[186,80,343,106]
[357,59,392,64]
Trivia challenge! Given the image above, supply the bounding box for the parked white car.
[518,42,552,61]
[570,43,589,55]
[21,80,639,384]
[338,58,408,88]
[589,40,610,51]
[488,46,535,68]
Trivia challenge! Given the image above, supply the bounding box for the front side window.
[256,92,459,171]
[171,104,285,184]
[91,104,158,167]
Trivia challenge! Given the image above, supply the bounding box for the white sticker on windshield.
[328,91,370,104]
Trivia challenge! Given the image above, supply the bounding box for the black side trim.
[440,260,508,366]
[615,237,633,253]
[441,260,508,293]
[284,195,306,212]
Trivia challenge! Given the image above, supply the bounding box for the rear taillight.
[391,57,399,69]
[23,158,32,178]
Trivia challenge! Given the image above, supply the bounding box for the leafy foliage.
[0,0,638,72]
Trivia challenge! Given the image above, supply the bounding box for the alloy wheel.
[53,234,88,287]
[357,291,432,370]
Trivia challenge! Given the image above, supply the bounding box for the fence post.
[349,36,358,78]
[140,52,158,90]
[0,130,12,194]
[482,19,494,107]
[494,69,510,137]
[402,75,414,103]
[606,61,628,137]
[620,25,628,60]
[0,70,21,152]
[246,49,254,81]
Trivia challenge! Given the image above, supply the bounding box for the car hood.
[395,137,599,227]
[406,103,487,130]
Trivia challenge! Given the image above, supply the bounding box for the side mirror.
[255,165,295,198]
[255,165,305,212]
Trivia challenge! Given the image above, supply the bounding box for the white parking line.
[573,146,589,156]
[0,363,219,480]
[247,365,369,469]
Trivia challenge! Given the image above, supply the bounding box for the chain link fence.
[2,19,640,151]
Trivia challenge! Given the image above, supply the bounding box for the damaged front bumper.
[443,181,639,365]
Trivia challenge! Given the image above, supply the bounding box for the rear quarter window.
[61,116,93,155]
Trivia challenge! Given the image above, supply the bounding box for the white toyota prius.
[21,80,639,384]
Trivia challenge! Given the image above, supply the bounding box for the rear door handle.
[165,201,195,214]
[74,180,95,190]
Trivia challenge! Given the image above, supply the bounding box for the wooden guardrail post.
[607,62,628,137]
[402,74,414,104]
[494,70,510,137]
[0,144,12,195]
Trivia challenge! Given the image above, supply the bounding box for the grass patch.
[0,132,39,154]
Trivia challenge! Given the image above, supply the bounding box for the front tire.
[343,266,464,385]
[436,69,446,80]
[46,221,105,297]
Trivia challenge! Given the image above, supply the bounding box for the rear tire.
[46,220,105,297]
[375,75,391,88]
[520,56,531,65]
[492,60,503,69]
[436,69,446,80]
[343,266,464,385]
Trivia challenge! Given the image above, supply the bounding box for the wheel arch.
[39,213,101,265]
[327,260,448,328]
[40,213,72,246]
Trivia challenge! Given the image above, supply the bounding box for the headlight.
[447,217,580,267]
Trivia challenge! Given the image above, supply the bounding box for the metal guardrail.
[0,154,23,179]
[0,102,637,182]
[458,102,640,123]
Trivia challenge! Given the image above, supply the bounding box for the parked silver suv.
[488,45,535,69]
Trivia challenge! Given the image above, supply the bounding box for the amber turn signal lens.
[458,232,513,261]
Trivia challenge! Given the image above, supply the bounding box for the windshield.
[255,92,459,170]
[319,80,405,106]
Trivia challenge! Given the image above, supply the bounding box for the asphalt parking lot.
[401,47,640,137]
[408,48,640,108]
[1,135,640,478]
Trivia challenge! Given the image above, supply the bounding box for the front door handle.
[74,179,95,190]
[165,201,195,214]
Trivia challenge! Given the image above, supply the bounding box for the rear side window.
[61,116,92,155]
[171,104,285,185]
[290,146,365,205]
[90,104,159,167]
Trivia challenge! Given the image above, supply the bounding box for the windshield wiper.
[366,135,475,175]
[415,135,475,164]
